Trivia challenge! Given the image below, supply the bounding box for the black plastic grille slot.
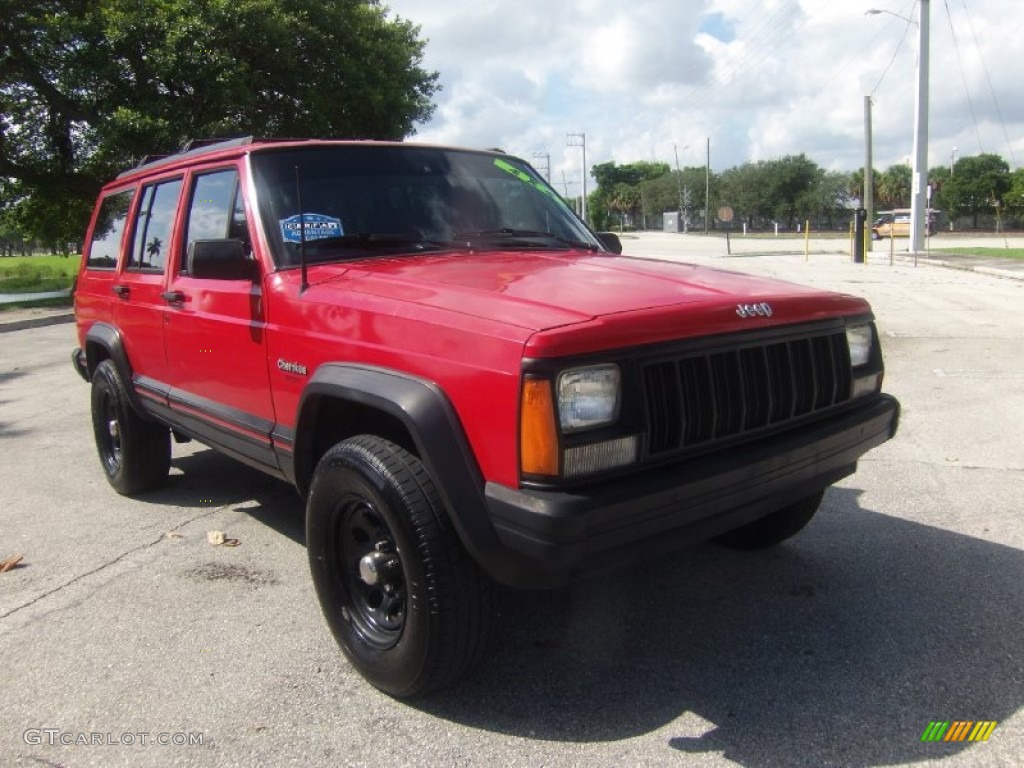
[643,331,852,458]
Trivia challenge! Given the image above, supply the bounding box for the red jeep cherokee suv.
[73,137,899,696]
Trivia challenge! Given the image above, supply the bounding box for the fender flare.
[82,323,148,418]
[294,363,527,585]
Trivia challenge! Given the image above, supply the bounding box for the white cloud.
[387,0,1024,181]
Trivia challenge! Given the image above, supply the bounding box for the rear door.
[112,176,183,403]
[161,165,277,470]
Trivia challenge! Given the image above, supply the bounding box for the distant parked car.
[872,209,937,239]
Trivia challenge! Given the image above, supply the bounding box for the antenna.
[294,166,309,294]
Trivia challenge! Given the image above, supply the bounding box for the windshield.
[250,145,602,266]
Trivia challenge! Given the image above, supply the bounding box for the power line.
[961,0,1017,165]
[941,0,984,152]
[870,2,918,97]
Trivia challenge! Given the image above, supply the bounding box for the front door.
[162,166,277,470]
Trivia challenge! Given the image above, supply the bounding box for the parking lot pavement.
[2,246,1023,767]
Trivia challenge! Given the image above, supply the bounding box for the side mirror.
[596,231,623,254]
[188,239,256,280]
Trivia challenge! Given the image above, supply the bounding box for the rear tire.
[306,435,495,697]
[715,491,825,550]
[90,360,171,495]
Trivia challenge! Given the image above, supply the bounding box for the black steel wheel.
[715,490,825,550]
[90,359,170,495]
[307,435,495,697]
[337,496,406,650]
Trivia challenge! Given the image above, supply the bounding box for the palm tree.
[145,236,162,267]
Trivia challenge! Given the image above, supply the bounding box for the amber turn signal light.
[519,378,559,476]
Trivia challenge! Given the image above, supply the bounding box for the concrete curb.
[0,309,75,334]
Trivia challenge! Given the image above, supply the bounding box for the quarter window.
[86,190,133,269]
[129,179,182,271]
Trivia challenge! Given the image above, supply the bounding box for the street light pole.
[951,146,958,175]
[673,144,687,230]
[867,2,930,253]
[865,95,874,254]
[704,137,711,235]
[908,0,930,254]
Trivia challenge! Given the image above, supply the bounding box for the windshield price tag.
[280,213,343,243]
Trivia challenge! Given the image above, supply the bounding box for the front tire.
[715,490,825,550]
[90,360,170,495]
[306,435,495,697]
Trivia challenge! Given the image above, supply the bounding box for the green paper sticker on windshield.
[494,159,559,201]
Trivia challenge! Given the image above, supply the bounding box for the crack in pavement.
[0,482,279,622]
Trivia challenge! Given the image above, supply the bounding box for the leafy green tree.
[1005,167,1024,218]
[847,167,881,216]
[719,162,772,225]
[607,183,642,230]
[0,0,439,243]
[719,155,822,229]
[638,166,710,226]
[937,153,1010,228]
[877,164,912,209]
[765,154,820,227]
[590,161,669,229]
[800,170,852,229]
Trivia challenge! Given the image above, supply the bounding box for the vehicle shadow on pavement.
[418,486,1024,766]
[124,448,306,545]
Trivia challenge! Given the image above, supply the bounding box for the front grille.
[643,331,852,457]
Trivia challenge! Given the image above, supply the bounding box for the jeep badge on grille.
[736,302,773,318]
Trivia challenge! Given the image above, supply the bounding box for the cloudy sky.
[384,0,1022,192]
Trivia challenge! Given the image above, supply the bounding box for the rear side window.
[128,178,182,271]
[86,190,133,269]
[182,169,248,273]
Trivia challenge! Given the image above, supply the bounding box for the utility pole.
[704,137,711,235]
[561,171,578,215]
[909,0,930,254]
[673,144,686,224]
[532,151,550,181]
[567,133,587,223]
[865,95,874,254]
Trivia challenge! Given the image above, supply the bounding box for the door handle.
[112,284,129,297]
[161,290,186,303]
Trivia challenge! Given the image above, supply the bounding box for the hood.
[298,249,869,354]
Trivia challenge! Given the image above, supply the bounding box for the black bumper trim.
[484,394,899,587]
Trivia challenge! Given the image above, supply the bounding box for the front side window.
[129,178,182,271]
[181,169,249,274]
[86,190,133,269]
[250,146,600,267]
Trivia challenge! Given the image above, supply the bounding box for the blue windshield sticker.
[280,213,343,243]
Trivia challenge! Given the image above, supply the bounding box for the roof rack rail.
[118,136,255,179]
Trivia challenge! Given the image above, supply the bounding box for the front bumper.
[483,394,899,588]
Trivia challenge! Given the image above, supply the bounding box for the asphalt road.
[2,235,1022,767]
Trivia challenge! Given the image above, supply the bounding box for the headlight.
[846,325,874,367]
[557,364,620,432]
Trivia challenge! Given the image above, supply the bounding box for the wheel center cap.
[358,550,399,586]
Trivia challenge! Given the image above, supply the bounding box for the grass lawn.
[0,254,80,292]
[941,247,1024,260]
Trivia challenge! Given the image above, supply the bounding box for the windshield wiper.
[304,233,470,258]
[452,228,599,251]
